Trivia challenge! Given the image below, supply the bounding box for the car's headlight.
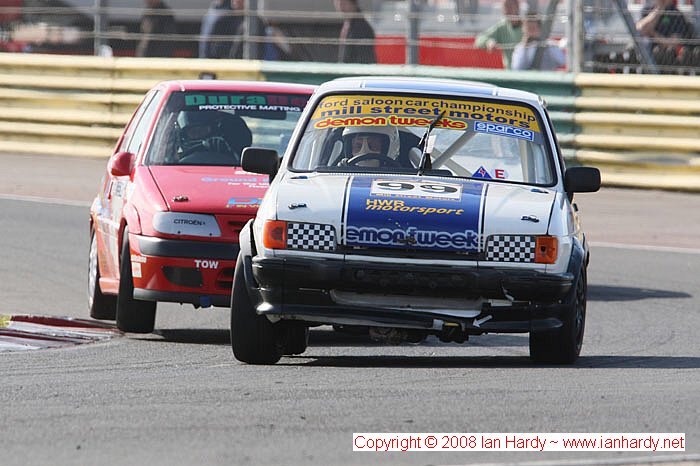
[152,212,221,237]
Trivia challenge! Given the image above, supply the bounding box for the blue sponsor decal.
[346,226,479,249]
[474,121,536,142]
[472,166,492,179]
[226,197,261,208]
[344,176,484,252]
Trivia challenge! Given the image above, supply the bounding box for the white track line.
[591,241,700,255]
[0,193,91,207]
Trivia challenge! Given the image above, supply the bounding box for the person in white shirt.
[511,14,566,70]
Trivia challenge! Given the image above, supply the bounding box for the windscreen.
[146,91,309,166]
[291,93,555,185]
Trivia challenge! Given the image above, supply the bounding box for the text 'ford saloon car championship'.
[234,77,601,365]
[88,80,315,333]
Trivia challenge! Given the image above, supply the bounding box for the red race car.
[88,80,315,333]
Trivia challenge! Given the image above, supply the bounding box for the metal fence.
[0,0,698,74]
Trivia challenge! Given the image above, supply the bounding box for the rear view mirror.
[564,166,601,193]
[110,151,135,177]
[241,147,280,179]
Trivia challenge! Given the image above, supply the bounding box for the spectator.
[199,0,243,58]
[262,22,298,61]
[199,0,295,61]
[227,0,266,59]
[511,14,566,70]
[635,0,693,69]
[334,0,376,63]
[135,0,176,57]
[475,0,523,69]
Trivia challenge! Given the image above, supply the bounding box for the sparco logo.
[474,122,535,141]
[173,219,205,226]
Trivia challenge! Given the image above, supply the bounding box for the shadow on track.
[282,354,534,368]
[588,284,691,302]
[281,354,700,369]
[577,355,700,369]
[142,329,700,369]
[149,328,230,345]
[142,328,527,348]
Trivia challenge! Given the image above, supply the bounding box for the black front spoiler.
[251,256,573,302]
[137,235,239,260]
[244,255,573,332]
[257,302,563,333]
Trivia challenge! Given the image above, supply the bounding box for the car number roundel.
[369,179,463,201]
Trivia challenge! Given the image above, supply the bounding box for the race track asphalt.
[1,153,699,466]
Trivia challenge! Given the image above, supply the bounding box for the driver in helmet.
[339,125,401,167]
[176,111,232,158]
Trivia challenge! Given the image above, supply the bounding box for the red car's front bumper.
[129,233,239,308]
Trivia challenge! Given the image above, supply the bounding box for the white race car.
[232,76,600,365]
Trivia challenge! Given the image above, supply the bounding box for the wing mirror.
[241,147,280,179]
[110,151,135,177]
[564,166,601,193]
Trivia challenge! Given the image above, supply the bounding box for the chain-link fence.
[0,0,698,74]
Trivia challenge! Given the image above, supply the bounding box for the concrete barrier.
[0,53,262,157]
[572,73,700,189]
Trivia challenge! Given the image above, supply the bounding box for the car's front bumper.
[244,255,574,332]
[130,234,240,307]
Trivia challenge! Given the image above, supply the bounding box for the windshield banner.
[184,93,308,112]
[312,94,542,142]
[344,176,485,252]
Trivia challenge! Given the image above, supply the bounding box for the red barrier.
[375,35,504,68]
[0,314,121,352]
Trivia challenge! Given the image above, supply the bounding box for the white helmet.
[342,125,400,160]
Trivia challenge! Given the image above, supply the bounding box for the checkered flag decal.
[485,235,536,262]
[287,223,336,251]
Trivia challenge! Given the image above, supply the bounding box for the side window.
[117,90,157,153]
[125,90,162,156]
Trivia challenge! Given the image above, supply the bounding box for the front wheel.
[88,231,117,320]
[115,227,157,333]
[230,255,283,364]
[529,268,587,364]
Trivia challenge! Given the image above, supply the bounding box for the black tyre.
[529,268,587,364]
[88,231,117,320]
[115,227,157,333]
[230,255,282,364]
[283,324,309,356]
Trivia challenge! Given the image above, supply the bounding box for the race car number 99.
[370,180,462,201]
